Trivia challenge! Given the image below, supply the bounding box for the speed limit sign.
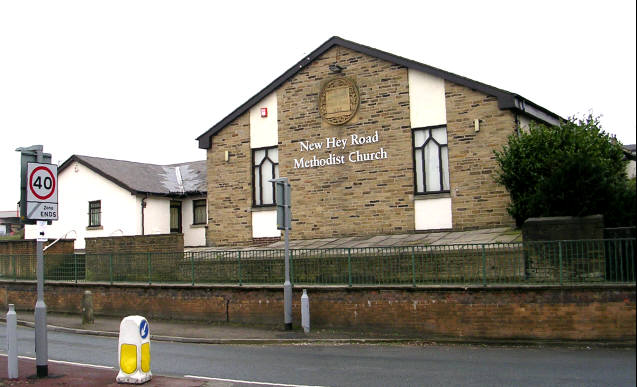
[26,162,58,220]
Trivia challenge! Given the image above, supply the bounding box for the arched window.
[253,146,279,206]
[413,125,449,194]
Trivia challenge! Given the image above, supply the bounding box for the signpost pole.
[34,149,48,378]
[284,219,292,330]
[35,220,48,377]
[271,178,293,330]
[16,145,52,378]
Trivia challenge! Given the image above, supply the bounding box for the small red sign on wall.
[260,107,268,117]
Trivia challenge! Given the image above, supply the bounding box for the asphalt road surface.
[1,325,635,387]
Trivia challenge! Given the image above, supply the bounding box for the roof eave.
[59,155,145,196]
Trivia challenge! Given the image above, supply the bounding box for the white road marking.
[7,355,115,370]
[185,374,328,387]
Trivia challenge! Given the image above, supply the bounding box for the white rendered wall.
[409,69,452,230]
[182,197,207,247]
[250,92,278,148]
[414,198,453,230]
[143,197,170,235]
[25,162,139,249]
[251,210,280,238]
[250,91,279,238]
[408,69,447,128]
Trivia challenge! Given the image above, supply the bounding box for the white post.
[301,289,310,334]
[7,304,19,379]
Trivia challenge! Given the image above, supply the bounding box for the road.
[1,325,635,386]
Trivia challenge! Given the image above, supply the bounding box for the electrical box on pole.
[275,180,291,231]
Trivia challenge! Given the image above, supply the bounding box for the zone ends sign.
[26,162,58,221]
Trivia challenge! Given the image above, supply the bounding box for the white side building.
[25,155,207,249]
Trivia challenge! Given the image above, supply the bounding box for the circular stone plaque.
[319,77,359,126]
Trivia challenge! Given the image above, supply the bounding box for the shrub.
[495,114,633,227]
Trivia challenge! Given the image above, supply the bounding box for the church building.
[197,37,561,246]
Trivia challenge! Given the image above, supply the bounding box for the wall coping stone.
[2,279,633,292]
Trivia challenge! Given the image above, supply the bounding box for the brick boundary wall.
[1,282,633,341]
[0,239,74,255]
[85,234,184,254]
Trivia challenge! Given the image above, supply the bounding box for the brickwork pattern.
[2,282,634,340]
[206,112,253,246]
[0,240,75,279]
[84,234,184,254]
[205,46,520,246]
[445,81,516,229]
[0,239,74,255]
[278,46,414,240]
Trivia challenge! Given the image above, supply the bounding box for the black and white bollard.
[7,304,19,379]
[301,289,310,334]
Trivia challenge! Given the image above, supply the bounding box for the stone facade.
[278,47,414,240]
[207,113,252,246]
[205,44,522,246]
[445,81,516,229]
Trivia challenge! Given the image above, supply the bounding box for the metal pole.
[238,250,242,286]
[283,181,292,330]
[35,224,48,377]
[284,226,292,330]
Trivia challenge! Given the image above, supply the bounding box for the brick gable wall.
[445,81,516,229]
[206,46,515,246]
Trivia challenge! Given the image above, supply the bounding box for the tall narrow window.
[413,125,449,194]
[170,201,182,233]
[193,199,207,225]
[88,200,101,227]
[253,146,279,206]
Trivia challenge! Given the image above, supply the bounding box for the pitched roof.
[59,155,206,196]
[197,36,563,149]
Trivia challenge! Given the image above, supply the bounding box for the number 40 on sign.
[26,162,58,221]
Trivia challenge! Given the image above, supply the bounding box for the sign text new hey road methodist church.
[293,130,388,169]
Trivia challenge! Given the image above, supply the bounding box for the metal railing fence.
[0,239,634,286]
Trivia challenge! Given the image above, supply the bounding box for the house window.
[170,201,182,233]
[413,125,450,194]
[193,199,206,225]
[88,200,101,227]
[253,146,279,206]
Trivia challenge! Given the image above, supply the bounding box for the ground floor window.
[193,199,206,225]
[413,125,450,194]
[88,200,101,227]
[170,201,182,233]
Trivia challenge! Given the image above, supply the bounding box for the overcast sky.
[1,0,635,210]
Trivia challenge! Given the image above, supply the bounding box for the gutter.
[500,95,562,126]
